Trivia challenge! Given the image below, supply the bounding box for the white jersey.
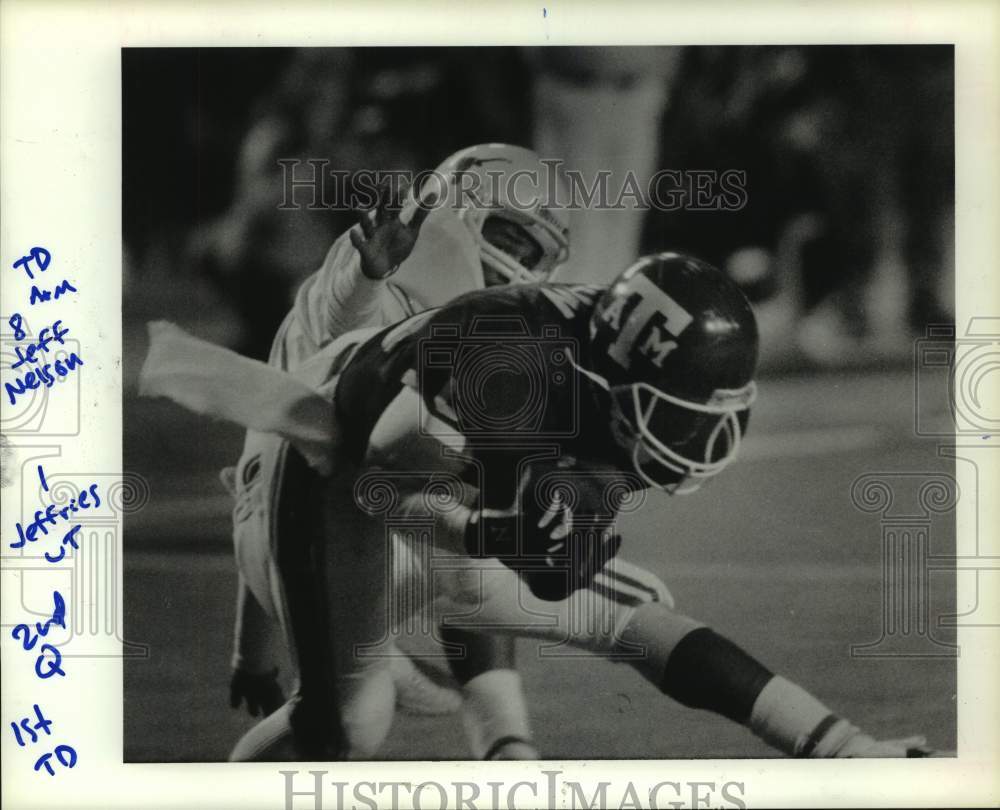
[268,211,484,372]
[227,206,483,676]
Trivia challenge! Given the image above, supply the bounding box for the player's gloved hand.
[521,465,625,601]
[463,488,623,602]
[229,667,285,718]
[349,175,438,279]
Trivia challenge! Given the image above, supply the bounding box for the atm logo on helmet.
[600,274,694,370]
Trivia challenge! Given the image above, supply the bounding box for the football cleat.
[587,252,759,494]
[905,743,955,757]
[805,718,951,757]
[836,733,952,758]
[423,143,571,284]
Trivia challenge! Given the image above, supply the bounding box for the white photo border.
[1,0,997,807]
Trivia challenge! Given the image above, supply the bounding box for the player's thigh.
[433,555,670,656]
[431,559,578,643]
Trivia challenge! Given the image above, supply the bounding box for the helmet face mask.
[477,213,551,286]
[611,381,756,494]
[589,252,760,494]
[430,144,571,285]
[481,215,544,271]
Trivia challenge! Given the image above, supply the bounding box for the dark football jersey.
[333,282,628,508]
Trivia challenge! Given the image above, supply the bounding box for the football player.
[230,142,592,759]
[141,252,940,760]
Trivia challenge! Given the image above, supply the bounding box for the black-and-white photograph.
[122,45,957,763]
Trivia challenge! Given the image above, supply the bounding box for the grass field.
[123,368,957,761]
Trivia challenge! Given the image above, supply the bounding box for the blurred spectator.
[187,50,355,357]
[531,46,683,284]
[644,45,953,367]
[164,47,531,357]
[125,45,954,368]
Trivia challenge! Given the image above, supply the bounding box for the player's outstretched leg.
[448,562,939,757]
[433,555,668,760]
[617,601,939,757]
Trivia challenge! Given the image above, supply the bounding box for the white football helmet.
[419,143,571,283]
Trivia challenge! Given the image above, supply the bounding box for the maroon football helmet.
[587,252,759,493]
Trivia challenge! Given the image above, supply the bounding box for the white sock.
[749,675,844,756]
[461,669,531,759]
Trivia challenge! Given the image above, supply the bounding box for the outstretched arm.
[277,178,437,368]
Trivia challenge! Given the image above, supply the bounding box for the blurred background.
[123,47,957,760]
[123,45,954,366]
